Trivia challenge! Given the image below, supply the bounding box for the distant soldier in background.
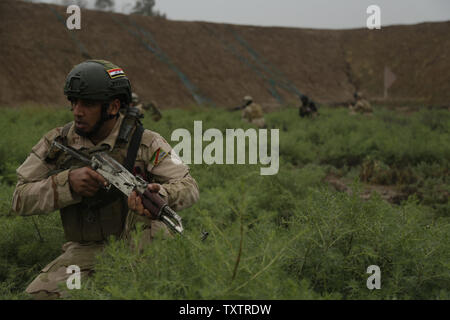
[146,101,162,122]
[349,91,373,115]
[130,92,162,122]
[298,94,318,118]
[237,95,266,128]
[231,95,252,112]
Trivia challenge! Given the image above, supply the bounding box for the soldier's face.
[71,99,103,137]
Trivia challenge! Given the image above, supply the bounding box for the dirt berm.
[1,0,449,109]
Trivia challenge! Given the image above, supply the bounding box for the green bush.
[0,105,448,299]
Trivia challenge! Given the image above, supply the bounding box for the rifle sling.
[51,120,144,173]
[124,124,144,172]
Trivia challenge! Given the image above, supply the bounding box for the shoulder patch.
[150,148,169,166]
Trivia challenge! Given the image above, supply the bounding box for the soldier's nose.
[72,103,84,116]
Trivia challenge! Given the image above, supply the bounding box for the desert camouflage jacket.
[242,103,264,121]
[12,113,199,216]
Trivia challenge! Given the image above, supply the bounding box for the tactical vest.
[45,108,144,243]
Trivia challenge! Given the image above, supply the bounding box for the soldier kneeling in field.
[349,91,373,115]
[239,95,266,129]
[298,94,318,118]
[11,60,199,299]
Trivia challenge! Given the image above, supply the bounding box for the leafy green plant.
[0,104,448,299]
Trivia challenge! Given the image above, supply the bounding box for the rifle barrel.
[51,141,92,164]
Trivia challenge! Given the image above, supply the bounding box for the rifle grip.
[140,189,166,219]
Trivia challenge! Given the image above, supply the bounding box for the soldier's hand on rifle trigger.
[128,183,161,218]
[68,167,108,197]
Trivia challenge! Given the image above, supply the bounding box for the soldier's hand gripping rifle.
[51,141,184,235]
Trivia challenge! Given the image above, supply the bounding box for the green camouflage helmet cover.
[64,60,132,104]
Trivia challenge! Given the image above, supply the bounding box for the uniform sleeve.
[11,130,82,216]
[241,107,249,120]
[140,131,199,211]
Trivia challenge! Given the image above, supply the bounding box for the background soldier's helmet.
[132,92,139,104]
[243,95,253,103]
[300,94,309,106]
[354,91,363,99]
[64,60,132,104]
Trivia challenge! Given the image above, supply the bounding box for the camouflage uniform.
[145,101,163,122]
[242,102,266,128]
[299,95,318,119]
[133,102,145,115]
[131,93,162,122]
[353,99,373,114]
[349,92,373,115]
[131,93,145,115]
[12,113,199,299]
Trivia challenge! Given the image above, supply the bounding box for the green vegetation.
[0,105,448,299]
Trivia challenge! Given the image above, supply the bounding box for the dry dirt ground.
[1,0,449,109]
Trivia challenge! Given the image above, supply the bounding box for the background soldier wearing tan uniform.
[131,92,162,122]
[11,60,199,299]
[240,95,266,128]
[349,91,373,115]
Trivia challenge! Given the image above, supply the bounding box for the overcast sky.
[38,0,450,29]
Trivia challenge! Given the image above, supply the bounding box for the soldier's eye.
[81,100,97,108]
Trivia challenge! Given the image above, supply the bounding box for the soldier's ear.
[108,99,121,116]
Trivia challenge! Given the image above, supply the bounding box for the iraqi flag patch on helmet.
[106,68,125,79]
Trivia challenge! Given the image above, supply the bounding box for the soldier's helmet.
[354,91,363,100]
[300,94,309,106]
[243,95,253,103]
[132,92,139,104]
[64,60,132,105]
